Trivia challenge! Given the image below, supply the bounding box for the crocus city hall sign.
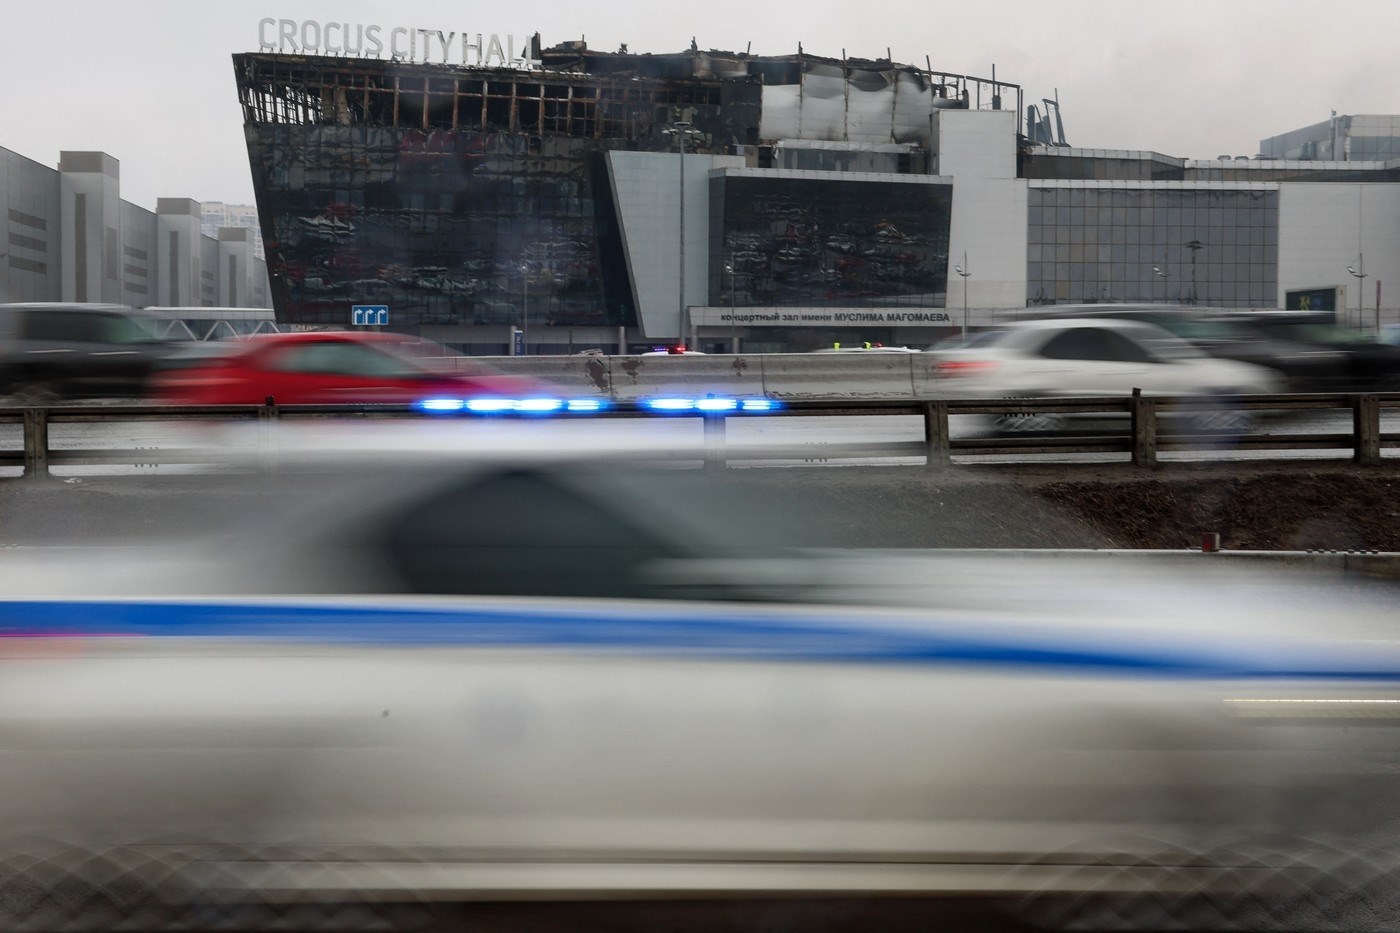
[257,19,540,69]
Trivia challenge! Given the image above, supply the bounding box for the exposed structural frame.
[234,49,1024,141]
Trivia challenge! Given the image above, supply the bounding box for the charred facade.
[234,45,1017,346]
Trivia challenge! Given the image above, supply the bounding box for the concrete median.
[759,353,919,400]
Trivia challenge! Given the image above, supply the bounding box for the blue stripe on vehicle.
[1,599,1398,681]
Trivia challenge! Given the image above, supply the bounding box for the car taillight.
[935,360,999,377]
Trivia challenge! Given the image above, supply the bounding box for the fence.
[3,392,1398,480]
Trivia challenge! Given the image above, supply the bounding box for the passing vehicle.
[0,302,185,402]
[1217,311,1400,392]
[150,330,552,405]
[930,317,1283,431]
[1,427,1399,931]
[1027,306,1355,392]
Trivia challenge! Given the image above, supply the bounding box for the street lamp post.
[724,259,738,352]
[1348,255,1368,327]
[954,253,971,340]
[1153,264,1171,302]
[664,120,702,347]
[1184,239,1203,305]
[518,262,529,355]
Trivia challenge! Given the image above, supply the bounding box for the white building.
[0,148,272,310]
[200,202,265,260]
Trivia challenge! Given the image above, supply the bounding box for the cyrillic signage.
[258,19,540,69]
[692,308,954,328]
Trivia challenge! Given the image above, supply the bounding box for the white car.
[930,318,1284,431]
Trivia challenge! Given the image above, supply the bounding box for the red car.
[150,332,548,406]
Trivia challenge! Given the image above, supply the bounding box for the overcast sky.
[7,1,1397,209]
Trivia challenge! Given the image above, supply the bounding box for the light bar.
[566,399,606,412]
[414,396,609,415]
[516,397,564,413]
[740,398,780,412]
[464,398,518,413]
[642,398,696,412]
[640,396,782,414]
[415,396,777,415]
[418,398,466,412]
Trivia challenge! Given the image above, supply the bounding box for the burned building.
[238,34,1400,351]
[234,39,1019,351]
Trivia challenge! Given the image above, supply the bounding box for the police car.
[2,422,1400,930]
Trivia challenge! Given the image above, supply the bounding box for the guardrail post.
[703,412,726,471]
[259,396,279,474]
[22,407,49,481]
[1131,389,1157,468]
[1353,393,1381,465]
[923,401,950,467]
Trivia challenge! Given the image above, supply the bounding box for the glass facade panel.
[248,125,628,327]
[1025,187,1279,307]
[713,175,952,308]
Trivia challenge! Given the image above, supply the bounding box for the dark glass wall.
[1027,187,1279,306]
[248,125,630,328]
[710,175,952,308]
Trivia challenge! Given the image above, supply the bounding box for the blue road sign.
[351,305,389,326]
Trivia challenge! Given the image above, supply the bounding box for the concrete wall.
[607,150,745,341]
[120,201,157,307]
[200,236,220,306]
[0,148,271,311]
[446,352,946,401]
[937,110,1029,313]
[59,151,123,303]
[0,147,61,303]
[217,228,257,307]
[1278,183,1400,323]
[157,199,203,306]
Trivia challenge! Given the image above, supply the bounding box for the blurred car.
[1217,311,1400,391]
[930,318,1283,433]
[926,331,1005,352]
[1028,306,1353,392]
[1382,323,1400,347]
[149,330,552,405]
[0,302,186,402]
[1,427,1400,929]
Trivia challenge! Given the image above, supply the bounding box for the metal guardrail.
[1,392,1398,480]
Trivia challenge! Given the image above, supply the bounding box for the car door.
[77,311,170,392]
[258,339,429,403]
[1034,326,1153,395]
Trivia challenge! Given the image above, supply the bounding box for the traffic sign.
[351,304,389,326]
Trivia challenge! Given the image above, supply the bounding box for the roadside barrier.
[2,392,1397,480]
